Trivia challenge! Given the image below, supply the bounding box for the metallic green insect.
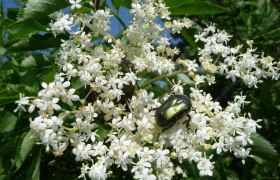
[155,95,192,129]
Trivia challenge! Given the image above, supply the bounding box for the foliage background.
[0,0,279,179]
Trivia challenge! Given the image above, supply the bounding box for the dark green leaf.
[95,119,111,141]
[165,0,195,9]
[17,0,70,22]
[25,147,41,180]
[122,0,132,9]
[147,86,169,97]
[224,169,239,180]
[5,33,67,52]
[112,0,123,10]
[112,0,132,10]
[0,83,38,106]
[71,77,84,90]
[168,1,228,15]
[15,131,36,171]
[7,8,20,21]
[0,94,19,107]
[180,28,198,50]
[96,124,110,141]
[44,65,57,83]
[249,133,279,162]
[20,70,39,90]
[0,133,20,177]
[0,110,17,132]
[5,21,46,44]
[182,160,199,179]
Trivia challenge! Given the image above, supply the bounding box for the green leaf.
[0,110,17,132]
[72,6,92,14]
[44,65,58,83]
[249,133,279,162]
[0,83,39,106]
[96,123,110,141]
[15,131,36,171]
[214,156,239,180]
[20,70,39,91]
[17,0,70,22]
[147,86,169,97]
[0,94,19,107]
[111,0,132,10]
[165,0,195,9]
[176,73,195,86]
[0,47,6,56]
[166,1,228,15]
[122,0,132,9]
[5,21,46,44]
[182,160,199,179]
[25,147,41,180]
[7,8,20,21]
[0,133,21,177]
[224,169,239,180]
[111,0,123,10]
[5,33,67,52]
[72,77,84,90]
[180,28,199,50]
[21,55,37,68]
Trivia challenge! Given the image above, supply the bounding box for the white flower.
[38,82,55,98]
[14,95,29,112]
[121,113,136,131]
[155,148,170,166]
[197,156,214,176]
[212,136,226,154]
[115,152,133,171]
[226,69,240,81]
[40,129,57,147]
[137,147,155,161]
[88,161,108,180]
[133,167,156,180]
[171,80,184,95]
[69,0,82,9]
[92,142,108,156]
[72,142,94,161]
[48,14,73,36]
[28,99,40,113]
[37,98,61,114]
[62,88,79,105]
[123,71,138,85]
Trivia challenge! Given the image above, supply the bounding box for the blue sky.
[2,0,130,36]
[2,0,173,41]
[3,0,19,12]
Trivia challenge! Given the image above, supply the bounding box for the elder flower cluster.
[15,0,279,179]
[194,25,279,88]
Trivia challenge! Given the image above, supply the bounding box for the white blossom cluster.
[15,0,279,179]
[194,25,279,88]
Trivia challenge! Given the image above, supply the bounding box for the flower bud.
[204,144,212,151]
[170,152,177,159]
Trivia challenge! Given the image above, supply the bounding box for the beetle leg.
[156,125,172,141]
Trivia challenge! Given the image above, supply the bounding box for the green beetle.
[155,95,192,129]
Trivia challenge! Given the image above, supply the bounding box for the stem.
[165,78,173,86]
[110,10,126,29]
[84,89,93,100]
[94,0,98,11]
[140,70,189,89]
[214,53,221,65]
